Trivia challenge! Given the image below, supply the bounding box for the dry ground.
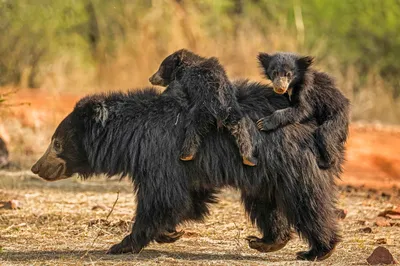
[0,173,399,266]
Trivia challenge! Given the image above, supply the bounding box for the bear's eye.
[53,140,62,152]
[271,70,277,78]
[286,72,292,78]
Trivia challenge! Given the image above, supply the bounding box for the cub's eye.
[271,70,277,78]
[286,72,292,78]
[53,140,62,152]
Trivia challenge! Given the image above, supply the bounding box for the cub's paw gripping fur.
[257,116,277,131]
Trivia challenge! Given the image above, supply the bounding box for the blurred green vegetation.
[1,0,400,122]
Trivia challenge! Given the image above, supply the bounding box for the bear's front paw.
[296,248,335,261]
[106,237,142,254]
[246,235,290,253]
[256,117,277,131]
[106,243,129,254]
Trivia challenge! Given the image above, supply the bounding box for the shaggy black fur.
[32,81,342,261]
[149,49,257,166]
[257,52,350,170]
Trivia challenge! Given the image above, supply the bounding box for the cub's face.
[149,51,184,87]
[258,52,313,95]
[31,114,90,181]
[149,49,205,87]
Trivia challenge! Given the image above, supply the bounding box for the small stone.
[366,246,397,265]
[10,200,20,210]
[375,238,387,244]
[360,227,373,233]
[375,217,391,227]
[1,200,21,210]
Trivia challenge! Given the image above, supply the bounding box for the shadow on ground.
[1,249,290,263]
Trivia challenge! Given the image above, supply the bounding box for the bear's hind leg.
[283,178,341,261]
[242,192,292,253]
[155,188,218,244]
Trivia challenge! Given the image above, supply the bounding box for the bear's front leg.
[106,182,189,254]
[106,199,159,254]
[106,217,156,254]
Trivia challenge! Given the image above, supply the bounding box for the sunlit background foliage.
[1,0,399,122]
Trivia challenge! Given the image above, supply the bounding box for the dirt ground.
[1,89,400,265]
[0,174,399,266]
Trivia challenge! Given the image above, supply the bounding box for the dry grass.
[0,173,399,265]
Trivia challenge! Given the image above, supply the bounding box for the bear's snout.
[31,145,68,181]
[149,72,164,86]
[31,162,40,174]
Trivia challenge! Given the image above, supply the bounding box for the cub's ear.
[257,53,272,69]
[175,49,189,62]
[297,56,314,70]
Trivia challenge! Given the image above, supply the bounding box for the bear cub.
[150,49,257,166]
[257,52,350,169]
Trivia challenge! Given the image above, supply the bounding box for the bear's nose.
[31,162,40,174]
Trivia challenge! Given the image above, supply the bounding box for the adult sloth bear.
[31,80,342,261]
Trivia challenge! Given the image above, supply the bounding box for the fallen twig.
[81,191,120,259]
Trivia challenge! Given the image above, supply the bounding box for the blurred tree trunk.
[85,0,105,89]
[85,0,101,61]
[233,0,243,36]
[232,0,243,39]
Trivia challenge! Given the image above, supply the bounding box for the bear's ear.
[92,101,109,127]
[297,56,314,71]
[75,96,109,127]
[257,53,272,69]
